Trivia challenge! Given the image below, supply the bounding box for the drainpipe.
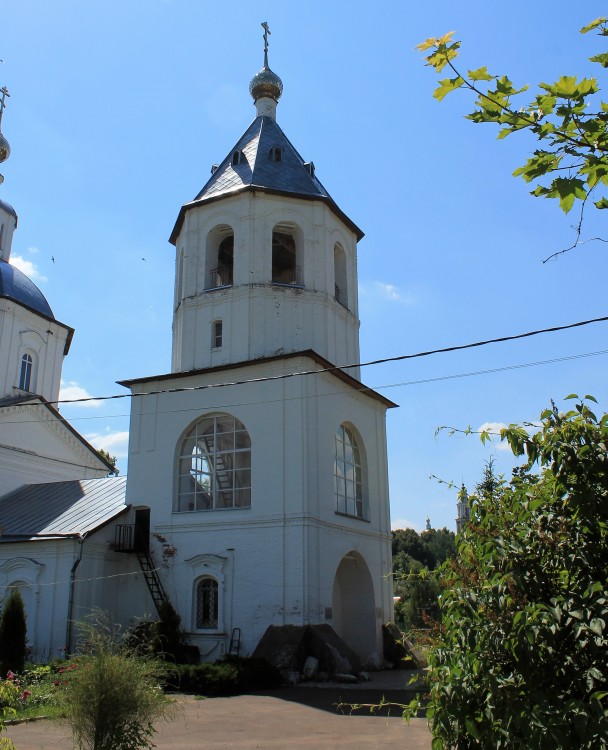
[65,534,85,656]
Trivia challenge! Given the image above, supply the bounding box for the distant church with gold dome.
[0,26,396,667]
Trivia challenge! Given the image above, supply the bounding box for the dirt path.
[7,687,432,749]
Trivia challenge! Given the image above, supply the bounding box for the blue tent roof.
[170,115,363,244]
[0,259,54,319]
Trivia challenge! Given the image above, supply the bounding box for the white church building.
[0,37,396,665]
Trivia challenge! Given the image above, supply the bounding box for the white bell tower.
[170,42,362,377]
[123,25,395,664]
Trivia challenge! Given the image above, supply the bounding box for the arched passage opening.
[332,551,376,659]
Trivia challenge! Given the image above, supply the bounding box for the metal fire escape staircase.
[136,547,169,615]
[113,524,169,616]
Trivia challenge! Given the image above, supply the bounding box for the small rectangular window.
[213,320,223,349]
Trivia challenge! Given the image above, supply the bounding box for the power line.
[2,345,608,431]
[0,316,608,419]
[2,314,607,411]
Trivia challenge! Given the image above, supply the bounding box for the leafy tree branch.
[417,19,608,261]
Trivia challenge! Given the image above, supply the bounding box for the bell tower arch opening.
[205,225,234,290]
[272,223,303,286]
[333,242,348,309]
[332,551,376,659]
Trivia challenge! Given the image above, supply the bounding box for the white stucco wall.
[124,354,393,662]
[0,299,70,403]
[171,193,361,378]
[0,402,109,494]
[0,512,155,662]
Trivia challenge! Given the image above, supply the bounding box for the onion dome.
[249,66,283,103]
[0,131,9,164]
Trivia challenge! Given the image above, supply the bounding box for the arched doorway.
[332,551,376,659]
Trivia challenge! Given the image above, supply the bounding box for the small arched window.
[195,578,218,629]
[269,147,282,162]
[19,353,33,392]
[176,414,252,512]
[232,151,243,166]
[334,425,365,518]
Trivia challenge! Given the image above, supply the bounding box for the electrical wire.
[2,313,607,410]
[1,348,607,428]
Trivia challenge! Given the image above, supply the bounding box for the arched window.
[232,151,243,166]
[272,225,301,286]
[269,146,282,162]
[212,319,223,349]
[195,577,218,629]
[334,425,365,518]
[333,243,348,308]
[176,414,251,512]
[205,227,234,290]
[19,353,33,392]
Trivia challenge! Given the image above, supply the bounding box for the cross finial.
[261,21,271,68]
[0,87,10,127]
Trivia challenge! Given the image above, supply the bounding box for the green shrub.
[0,589,27,676]
[126,603,197,664]
[427,397,608,748]
[163,656,281,696]
[63,613,172,750]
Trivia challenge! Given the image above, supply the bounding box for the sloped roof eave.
[117,349,397,409]
[0,394,114,472]
[168,185,364,246]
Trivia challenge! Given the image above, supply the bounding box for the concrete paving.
[7,671,432,749]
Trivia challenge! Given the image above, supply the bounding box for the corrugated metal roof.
[0,476,127,540]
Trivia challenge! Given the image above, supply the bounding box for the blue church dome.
[0,259,54,318]
[0,198,17,219]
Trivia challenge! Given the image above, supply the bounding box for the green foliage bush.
[0,589,27,676]
[392,528,453,631]
[163,656,281,696]
[126,602,198,664]
[427,397,608,749]
[63,614,171,750]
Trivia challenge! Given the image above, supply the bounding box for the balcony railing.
[208,265,233,289]
[272,266,302,286]
[113,524,149,553]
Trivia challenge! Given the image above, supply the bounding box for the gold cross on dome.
[261,22,271,67]
[0,87,9,126]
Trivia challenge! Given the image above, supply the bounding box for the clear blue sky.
[3,1,608,531]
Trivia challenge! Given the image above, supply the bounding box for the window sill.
[335,511,370,523]
[204,284,232,292]
[173,506,252,514]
